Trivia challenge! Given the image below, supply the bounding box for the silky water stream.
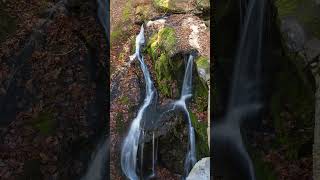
[213,0,267,179]
[121,25,198,180]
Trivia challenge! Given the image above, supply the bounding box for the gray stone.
[280,17,307,53]
[186,157,210,180]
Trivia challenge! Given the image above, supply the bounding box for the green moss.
[193,74,208,111]
[275,0,301,17]
[33,111,56,135]
[119,96,130,104]
[130,35,136,54]
[110,0,133,44]
[155,54,172,96]
[196,56,209,69]
[153,0,170,12]
[152,0,194,13]
[122,0,132,22]
[110,29,122,44]
[147,27,177,97]
[189,111,209,159]
[148,27,176,57]
[195,56,210,86]
[135,5,152,23]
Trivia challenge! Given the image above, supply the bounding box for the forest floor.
[0,0,107,179]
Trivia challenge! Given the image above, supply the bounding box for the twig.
[50,47,76,56]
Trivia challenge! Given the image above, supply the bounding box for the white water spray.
[121,25,155,180]
[173,54,197,177]
[121,24,198,179]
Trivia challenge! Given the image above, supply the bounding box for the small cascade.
[173,54,197,177]
[81,139,108,180]
[121,25,156,180]
[213,0,267,179]
[121,24,199,179]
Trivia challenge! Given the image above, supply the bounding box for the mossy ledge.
[147,26,177,97]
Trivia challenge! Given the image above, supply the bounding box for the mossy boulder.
[152,0,196,13]
[146,15,210,98]
[144,14,210,175]
[195,56,210,84]
[147,26,178,97]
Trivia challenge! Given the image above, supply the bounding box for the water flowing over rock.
[81,139,108,180]
[121,25,156,180]
[109,0,209,178]
[213,0,267,179]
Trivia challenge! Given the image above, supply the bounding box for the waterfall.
[81,139,109,180]
[121,25,156,180]
[213,0,267,179]
[120,23,199,179]
[173,54,197,177]
[227,0,266,113]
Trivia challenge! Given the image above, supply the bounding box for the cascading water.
[121,24,198,179]
[80,1,109,180]
[121,25,156,180]
[81,139,109,180]
[173,54,197,177]
[213,0,267,179]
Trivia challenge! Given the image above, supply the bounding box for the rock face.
[146,14,210,97]
[152,0,210,13]
[152,0,196,13]
[186,157,210,180]
[139,13,210,176]
[274,1,320,178]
